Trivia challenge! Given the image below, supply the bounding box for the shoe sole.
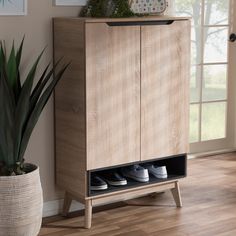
[151,174,168,179]
[107,180,127,186]
[90,185,108,191]
[123,173,149,183]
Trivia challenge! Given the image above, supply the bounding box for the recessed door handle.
[106,20,174,27]
[229,33,236,42]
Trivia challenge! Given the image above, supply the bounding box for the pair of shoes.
[121,164,167,183]
[90,175,108,191]
[121,165,149,183]
[144,164,168,179]
[102,172,127,186]
[91,164,168,190]
[91,172,127,191]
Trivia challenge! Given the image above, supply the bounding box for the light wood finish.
[141,20,191,160]
[40,153,236,236]
[65,190,86,205]
[54,17,190,229]
[54,18,87,197]
[91,181,176,205]
[60,181,179,229]
[84,200,92,229]
[171,181,182,207]
[55,16,190,23]
[86,23,141,170]
[62,192,73,217]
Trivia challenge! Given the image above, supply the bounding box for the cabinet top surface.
[54,16,190,23]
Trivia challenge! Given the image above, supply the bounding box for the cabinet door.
[141,20,191,160]
[86,23,141,170]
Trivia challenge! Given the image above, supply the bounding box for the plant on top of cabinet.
[0,38,68,236]
[80,0,135,17]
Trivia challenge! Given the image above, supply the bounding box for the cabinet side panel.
[53,19,86,197]
[141,20,191,160]
[86,23,141,170]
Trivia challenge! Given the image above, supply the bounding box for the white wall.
[0,0,82,202]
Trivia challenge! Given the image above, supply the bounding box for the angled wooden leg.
[84,199,92,229]
[62,192,72,217]
[171,181,182,208]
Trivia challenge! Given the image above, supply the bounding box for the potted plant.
[0,38,68,236]
[80,0,135,17]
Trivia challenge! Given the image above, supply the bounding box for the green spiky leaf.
[13,49,45,160]
[18,64,69,162]
[0,38,69,176]
[0,67,15,167]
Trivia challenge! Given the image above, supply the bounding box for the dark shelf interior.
[88,154,187,197]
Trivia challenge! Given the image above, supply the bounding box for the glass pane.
[201,102,226,141]
[190,66,201,103]
[175,0,201,26]
[202,65,227,101]
[204,27,228,63]
[204,0,229,25]
[190,104,200,143]
[191,26,201,65]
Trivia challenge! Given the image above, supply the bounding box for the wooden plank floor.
[40,153,236,236]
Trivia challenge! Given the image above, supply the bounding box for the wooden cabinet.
[86,23,141,170]
[141,21,190,160]
[53,16,190,229]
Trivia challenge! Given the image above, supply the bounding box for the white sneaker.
[145,165,168,179]
[121,165,149,182]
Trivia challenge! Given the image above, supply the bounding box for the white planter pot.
[0,164,43,236]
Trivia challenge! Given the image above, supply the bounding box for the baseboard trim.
[188,149,236,159]
[43,199,84,218]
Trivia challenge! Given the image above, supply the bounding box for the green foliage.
[0,38,69,176]
[112,0,135,18]
[80,0,135,18]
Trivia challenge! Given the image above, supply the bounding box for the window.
[175,0,234,152]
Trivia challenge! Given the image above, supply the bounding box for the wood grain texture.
[62,192,73,217]
[40,153,236,236]
[53,18,190,225]
[91,181,176,205]
[85,200,92,229]
[86,23,141,170]
[171,181,182,207]
[54,16,190,23]
[54,18,87,198]
[141,20,191,160]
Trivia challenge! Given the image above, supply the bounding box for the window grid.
[189,0,230,143]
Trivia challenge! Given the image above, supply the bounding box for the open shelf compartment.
[88,154,187,197]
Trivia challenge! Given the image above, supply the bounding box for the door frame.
[189,0,236,154]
